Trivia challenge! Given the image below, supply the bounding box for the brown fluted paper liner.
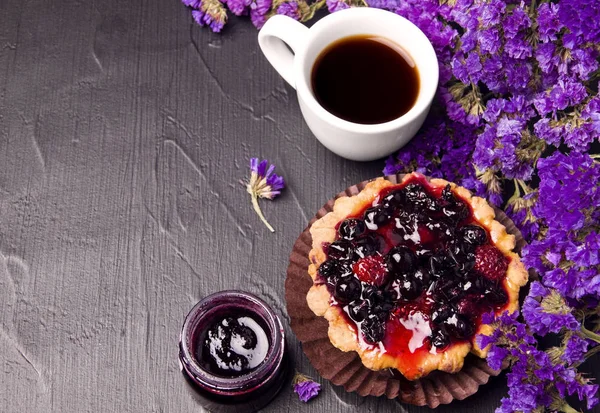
[285,174,525,408]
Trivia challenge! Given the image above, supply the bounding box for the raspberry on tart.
[306,173,528,380]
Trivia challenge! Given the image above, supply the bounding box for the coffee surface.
[311,35,420,125]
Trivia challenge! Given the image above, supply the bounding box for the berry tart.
[306,173,528,380]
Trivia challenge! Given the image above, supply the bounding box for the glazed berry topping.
[474,244,509,281]
[347,300,369,322]
[404,183,438,212]
[456,296,482,317]
[327,240,353,261]
[333,275,362,304]
[321,176,510,360]
[338,218,366,241]
[447,240,476,273]
[393,276,424,300]
[382,189,405,208]
[353,255,388,286]
[428,252,456,278]
[353,233,384,259]
[317,260,352,290]
[488,286,509,305]
[317,260,340,279]
[386,246,418,276]
[431,303,454,324]
[460,225,487,245]
[430,327,451,350]
[443,314,474,340]
[361,313,386,344]
[364,206,393,230]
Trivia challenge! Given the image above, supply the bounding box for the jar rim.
[179,290,285,395]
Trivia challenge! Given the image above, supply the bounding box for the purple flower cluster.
[276,1,301,19]
[182,0,324,30]
[183,0,228,32]
[481,312,599,412]
[384,0,598,184]
[523,152,600,301]
[182,0,270,29]
[522,282,580,336]
[379,4,599,408]
[383,117,492,200]
[478,150,600,412]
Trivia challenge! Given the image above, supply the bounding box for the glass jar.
[179,290,288,413]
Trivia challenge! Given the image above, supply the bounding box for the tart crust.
[306,173,528,380]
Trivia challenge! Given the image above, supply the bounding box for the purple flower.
[505,36,532,59]
[566,232,600,267]
[326,0,349,12]
[182,0,202,8]
[533,117,562,147]
[536,2,561,42]
[248,158,285,198]
[366,0,399,9]
[478,27,501,54]
[225,0,252,15]
[522,282,580,336]
[535,43,559,74]
[563,334,589,365]
[190,0,227,32]
[246,158,285,232]
[559,0,600,44]
[503,5,531,38]
[480,310,600,412]
[505,61,532,92]
[249,0,272,28]
[480,0,505,25]
[293,375,321,402]
[276,1,300,19]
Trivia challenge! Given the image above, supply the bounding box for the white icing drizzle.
[208,317,269,371]
[399,312,432,353]
[233,317,269,369]
[365,210,378,230]
[395,218,421,243]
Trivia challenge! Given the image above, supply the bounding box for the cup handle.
[258,15,309,89]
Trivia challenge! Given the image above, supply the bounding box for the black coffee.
[311,35,419,125]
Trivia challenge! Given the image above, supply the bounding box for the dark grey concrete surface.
[0,1,598,412]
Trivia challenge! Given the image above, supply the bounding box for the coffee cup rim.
[294,8,439,134]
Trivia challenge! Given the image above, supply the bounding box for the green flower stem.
[584,344,600,360]
[581,326,600,345]
[506,178,522,206]
[251,193,275,233]
[560,403,580,413]
[292,372,311,385]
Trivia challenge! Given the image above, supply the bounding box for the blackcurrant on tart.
[306,173,528,380]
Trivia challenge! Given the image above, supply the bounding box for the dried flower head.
[245,158,285,232]
[293,373,321,403]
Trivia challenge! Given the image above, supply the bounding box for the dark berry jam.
[199,314,270,377]
[318,176,509,371]
[179,291,288,413]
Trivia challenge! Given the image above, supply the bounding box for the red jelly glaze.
[319,175,511,370]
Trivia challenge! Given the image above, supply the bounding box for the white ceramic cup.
[258,8,439,161]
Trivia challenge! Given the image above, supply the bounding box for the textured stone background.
[0,1,598,412]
